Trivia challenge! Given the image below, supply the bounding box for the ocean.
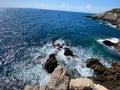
[0,8,120,89]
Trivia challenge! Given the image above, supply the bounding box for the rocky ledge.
[86,58,120,90]
[24,65,108,90]
[86,8,120,30]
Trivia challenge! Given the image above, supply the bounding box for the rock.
[102,12,118,22]
[86,58,120,89]
[64,47,74,56]
[86,58,105,69]
[43,53,58,73]
[114,42,120,52]
[94,84,108,90]
[69,78,95,90]
[24,85,39,90]
[102,40,115,46]
[24,85,33,90]
[69,78,108,90]
[42,65,70,90]
[117,24,120,29]
[66,69,81,78]
[85,8,120,30]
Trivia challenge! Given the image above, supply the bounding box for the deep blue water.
[0,8,120,89]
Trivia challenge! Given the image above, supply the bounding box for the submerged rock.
[86,58,120,89]
[42,65,70,90]
[42,53,58,73]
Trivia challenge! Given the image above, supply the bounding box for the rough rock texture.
[69,78,108,90]
[86,58,120,89]
[24,85,39,90]
[42,53,58,73]
[86,8,120,30]
[64,47,74,56]
[114,42,120,52]
[42,65,70,90]
[66,69,81,78]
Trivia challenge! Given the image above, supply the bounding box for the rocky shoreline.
[86,8,120,30]
[23,41,120,90]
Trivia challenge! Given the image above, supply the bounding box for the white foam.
[97,37,120,44]
[6,39,111,88]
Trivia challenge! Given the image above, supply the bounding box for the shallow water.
[0,8,120,89]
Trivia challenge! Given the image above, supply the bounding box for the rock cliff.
[86,8,120,30]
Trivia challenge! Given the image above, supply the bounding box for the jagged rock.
[86,8,120,30]
[102,12,118,21]
[86,58,120,89]
[64,47,74,56]
[42,53,58,73]
[102,40,115,46]
[42,65,70,90]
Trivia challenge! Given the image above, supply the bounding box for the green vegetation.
[108,8,120,14]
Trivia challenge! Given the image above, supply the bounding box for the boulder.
[114,42,120,52]
[86,58,120,89]
[102,40,115,46]
[42,65,70,90]
[69,78,108,90]
[64,47,74,56]
[24,85,39,90]
[66,69,81,78]
[69,78,95,90]
[43,53,58,73]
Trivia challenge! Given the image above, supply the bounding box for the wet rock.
[86,58,120,89]
[114,42,120,52]
[102,40,115,46]
[42,65,70,90]
[43,53,58,73]
[66,69,81,78]
[64,47,74,56]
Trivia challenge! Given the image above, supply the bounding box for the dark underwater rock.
[102,40,115,46]
[43,53,58,73]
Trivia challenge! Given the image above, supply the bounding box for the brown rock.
[86,58,120,89]
[24,85,33,90]
[43,53,58,73]
[42,65,70,90]
[114,42,120,52]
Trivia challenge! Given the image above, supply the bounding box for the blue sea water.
[0,8,120,89]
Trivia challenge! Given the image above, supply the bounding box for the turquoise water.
[0,8,120,89]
